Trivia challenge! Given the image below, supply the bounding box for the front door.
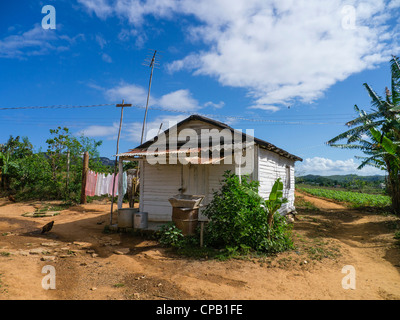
[182,164,209,220]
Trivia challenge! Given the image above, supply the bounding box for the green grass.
[294,195,320,211]
[36,203,71,213]
[299,187,391,208]
[0,273,8,294]
[294,235,341,262]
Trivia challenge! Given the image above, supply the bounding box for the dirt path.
[295,191,400,299]
[0,194,399,300]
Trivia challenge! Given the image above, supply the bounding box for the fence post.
[80,151,89,204]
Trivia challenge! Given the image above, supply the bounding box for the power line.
[129,105,347,125]
[0,102,349,125]
[0,103,115,110]
[0,103,355,118]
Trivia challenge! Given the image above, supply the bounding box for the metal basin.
[168,194,205,209]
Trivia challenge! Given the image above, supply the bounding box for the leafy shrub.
[1,129,110,202]
[156,222,185,248]
[203,171,293,254]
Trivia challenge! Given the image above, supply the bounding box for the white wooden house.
[116,115,302,222]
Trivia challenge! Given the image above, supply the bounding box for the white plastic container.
[118,208,138,228]
[134,212,148,229]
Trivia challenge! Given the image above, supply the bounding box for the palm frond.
[391,55,400,106]
[363,83,389,112]
[329,143,365,150]
[345,106,382,127]
[356,154,386,170]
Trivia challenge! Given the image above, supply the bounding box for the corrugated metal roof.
[117,115,302,161]
[117,143,254,158]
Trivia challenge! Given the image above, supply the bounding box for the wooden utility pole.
[65,150,70,201]
[140,50,158,144]
[110,100,132,225]
[80,151,89,204]
[134,50,159,215]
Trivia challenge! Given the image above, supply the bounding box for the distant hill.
[296,174,386,188]
[99,157,115,167]
[297,174,385,182]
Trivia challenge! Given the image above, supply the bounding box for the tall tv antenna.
[140,49,161,144]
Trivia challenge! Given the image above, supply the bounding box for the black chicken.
[41,221,54,234]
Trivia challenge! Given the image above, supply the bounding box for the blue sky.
[1,0,400,176]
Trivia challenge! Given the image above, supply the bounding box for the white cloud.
[101,52,113,63]
[118,28,147,48]
[77,0,114,19]
[248,104,280,112]
[103,82,218,112]
[79,0,400,111]
[84,82,213,143]
[125,114,188,142]
[105,83,150,105]
[95,34,107,49]
[0,24,82,59]
[388,0,400,9]
[297,157,384,176]
[157,89,199,111]
[78,114,187,144]
[78,122,119,139]
[204,101,225,109]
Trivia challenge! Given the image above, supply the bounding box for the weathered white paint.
[140,162,182,221]
[257,146,295,211]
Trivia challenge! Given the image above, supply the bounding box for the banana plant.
[328,56,400,215]
[246,178,288,237]
[0,151,11,175]
[0,150,18,190]
[369,126,399,156]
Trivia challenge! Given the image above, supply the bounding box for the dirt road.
[0,193,399,300]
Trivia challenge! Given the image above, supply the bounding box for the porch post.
[118,158,124,209]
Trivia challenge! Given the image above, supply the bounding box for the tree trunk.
[389,175,400,215]
[385,161,400,216]
[1,174,10,191]
[267,212,274,239]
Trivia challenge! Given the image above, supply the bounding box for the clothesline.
[85,170,127,197]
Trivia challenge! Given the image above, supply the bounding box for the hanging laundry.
[86,170,129,197]
[100,173,108,195]
[106,173,115,196]
[110,173,119,196]
[85,170,97,196]
[122,171,127,196]
[95,173,104,196]
[92,171,98,196]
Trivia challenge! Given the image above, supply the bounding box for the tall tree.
[0,136,33,190]
[46,127,109,199]
[328,56,400,214]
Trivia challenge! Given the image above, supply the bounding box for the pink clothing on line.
[85,170,98,196]
[108,173,118,196]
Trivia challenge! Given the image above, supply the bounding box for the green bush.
[156,222,185,248]
[1,129,110,202]
[203,171,293,254]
